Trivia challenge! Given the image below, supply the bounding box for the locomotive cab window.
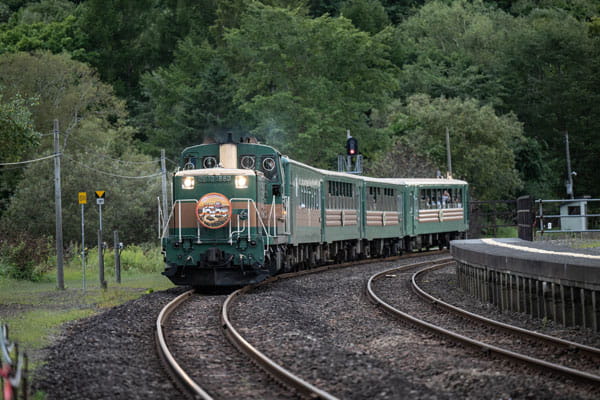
[182,154,198,169]
[202,156,219,169]
[239,155,256,169]
[260,155,279,181]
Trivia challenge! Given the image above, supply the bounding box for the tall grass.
[66,243,164,275]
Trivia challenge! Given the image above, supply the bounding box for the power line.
[66,136,162,165]
[62,154,163,179]
[0,153,57,166]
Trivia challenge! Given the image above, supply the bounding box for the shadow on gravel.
[193,285,239,295]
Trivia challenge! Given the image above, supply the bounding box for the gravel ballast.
[32,288,187,400]
[230,256,598,399]
[31,247,600,399]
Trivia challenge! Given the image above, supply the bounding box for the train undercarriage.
[163,231,464,289]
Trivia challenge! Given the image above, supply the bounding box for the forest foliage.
[0,0,599,245]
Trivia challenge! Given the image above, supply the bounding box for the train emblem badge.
[195,192,232,229]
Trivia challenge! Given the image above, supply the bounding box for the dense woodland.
[0,0,599,246]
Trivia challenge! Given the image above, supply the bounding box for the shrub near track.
[0,243,173,372]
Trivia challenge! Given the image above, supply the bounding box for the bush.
[0,233,53,281]
[119,244,163,273]
[66,243,163,275]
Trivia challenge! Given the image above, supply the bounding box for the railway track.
[367,261,600,386]
[155,250,446,399]
[156,289,213,399]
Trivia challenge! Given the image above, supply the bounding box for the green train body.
[161,138,468,288]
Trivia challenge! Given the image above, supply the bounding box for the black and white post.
[96,191,106,289]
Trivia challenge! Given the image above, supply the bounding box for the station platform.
[451,238,600,289]
[450,238,600,331]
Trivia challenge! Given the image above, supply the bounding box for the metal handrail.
[163,198,287,257]
[229,197,284,252]
[534,197,600,235]
[536,198,600,203]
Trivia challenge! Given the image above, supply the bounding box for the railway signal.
[346,137,358,156]
[338,132,362,174]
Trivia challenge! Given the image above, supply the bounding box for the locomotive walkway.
[451,238,600,332]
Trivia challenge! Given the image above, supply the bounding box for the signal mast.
[338,130,362,174]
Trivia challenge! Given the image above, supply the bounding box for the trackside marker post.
[96,191,107,289]
[79,192,87,291]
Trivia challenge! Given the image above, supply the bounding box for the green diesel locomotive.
[161,137,468,288]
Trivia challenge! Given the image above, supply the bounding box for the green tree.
[0,51,125,135]
[0,90,39,212]
[340,0,390,34]
[0,51,128,223]
[225,3,397,166]
[387,94,524,200]
[393,0,510,106]
[0,91,38,162]
[139,37,244,158]
[77,0,219,100]
[507,0,600,19]
[0,14,85,55]
[12,0,76,24]
[499,8,600,197]
[0,117,162,244]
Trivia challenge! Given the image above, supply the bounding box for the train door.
[397,190,404,235]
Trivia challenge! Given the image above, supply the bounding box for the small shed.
[560,200,587,231]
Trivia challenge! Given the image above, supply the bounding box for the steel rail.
[155,290,214,400]
[366,262,600,386]
[412,263,600,359]
[219,250,449,400]
[222,286,339,400]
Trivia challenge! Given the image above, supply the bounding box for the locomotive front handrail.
[160,199,200,242]
[162,197,286,258]
[229,197,288,254]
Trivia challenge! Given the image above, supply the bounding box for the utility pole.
[445,127,452,179]
[160,149,168,231]
[54,120,64,290]
[565,130,574,199]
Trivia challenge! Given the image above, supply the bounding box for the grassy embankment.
[0,244,174,370]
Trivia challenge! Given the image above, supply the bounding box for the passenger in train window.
[442,190,450,208]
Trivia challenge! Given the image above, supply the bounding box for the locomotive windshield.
[238,153,279,181]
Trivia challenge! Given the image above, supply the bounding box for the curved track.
[156,250,447,399]
[222,285,338,400]
[156,289,213,400]
[367,261,600,386]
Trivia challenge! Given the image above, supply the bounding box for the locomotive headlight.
[235,175,248,189]
[182,176,195,190]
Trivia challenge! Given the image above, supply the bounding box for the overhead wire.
[62,154,164,179]
[0,153,57,166]
[65,136,163,165]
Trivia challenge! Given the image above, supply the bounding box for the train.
[161,135,468,288]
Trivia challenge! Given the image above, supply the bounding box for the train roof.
[379,178,468,186]
[284,157,467,186]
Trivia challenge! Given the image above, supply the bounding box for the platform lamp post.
[565,130,575,199]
